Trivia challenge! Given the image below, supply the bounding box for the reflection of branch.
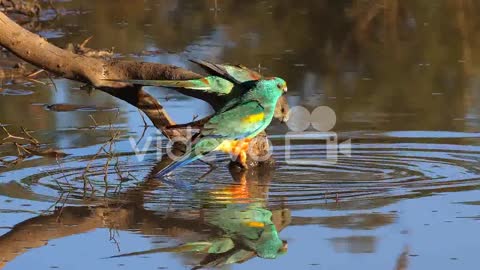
[352,0,384,42]
[0,62,34,81]
[0,203,212,268]
[0,206,104,269]
[0,163,289,268]
[393,246,409,270]
[0,0,40,17]
[1,125,37,145]
[454,0,473,74]
[0,124,66,166]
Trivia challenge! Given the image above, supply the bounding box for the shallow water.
[1,1,480,269]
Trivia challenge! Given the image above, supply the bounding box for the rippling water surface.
[2,1,480,269]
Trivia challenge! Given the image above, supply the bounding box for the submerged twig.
[89,114,99,129]
[81,113,122,195]
[0,124,66,166]
[20,126,39,145]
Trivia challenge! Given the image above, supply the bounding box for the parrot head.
[255,224,288,259]
[268,77,288,93]
[251,77,288,104]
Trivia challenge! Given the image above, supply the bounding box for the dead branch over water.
[0,10,200,138]
[0,10,283,167]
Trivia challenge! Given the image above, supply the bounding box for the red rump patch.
[200,77,210,85]
[249,71,262,80]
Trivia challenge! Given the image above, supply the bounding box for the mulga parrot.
[157,76,287,176]
[116,59,289,123]
[107,203,287,262]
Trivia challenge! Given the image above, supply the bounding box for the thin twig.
[55,191,70,222]
[136,109,149,145]
[138,108,148,127]
[20,126,39,145]
[89,114,99,129]
[46,72,58,92]
[109,227,121,252]
[26,68,44,78]
[55,156,74,189]
[82,112,121,195]
[48,0,59,17]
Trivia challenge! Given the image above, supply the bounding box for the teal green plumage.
[207,203,284,259]
[222,64,262,82]
[158,77,287,176]
[121,75,235,95]
[107,203,286,262]
[117,62,260,96]
[108,60,289,122]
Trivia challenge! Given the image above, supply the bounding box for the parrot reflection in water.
[107,170,288,266]
[108,203,287,265]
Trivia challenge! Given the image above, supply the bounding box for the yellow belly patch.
[245,221,265,228]
[241,112,264,124]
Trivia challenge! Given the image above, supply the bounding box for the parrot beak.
[279,241,288,254]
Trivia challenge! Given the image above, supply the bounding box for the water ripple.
[1,140,480,210]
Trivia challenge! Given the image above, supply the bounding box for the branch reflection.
[0,162,290,269]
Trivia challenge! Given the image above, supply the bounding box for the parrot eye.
[277,83,287,93]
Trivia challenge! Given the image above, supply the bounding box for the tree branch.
[0,11,205,139]
[0,11,275,167]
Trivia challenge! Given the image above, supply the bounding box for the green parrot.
[157,76,287,176]
[107,203,287,263]
[207,203,286,259]
[114,59,289,122]
[121,60,260,97]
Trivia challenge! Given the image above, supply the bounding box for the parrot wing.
[223,64,262,82]
[106,76,234,95]
[191,59,262,83]
[189,59,243,85]
[200,100,267,140]
[155,100,266,177]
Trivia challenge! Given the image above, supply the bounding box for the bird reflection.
[0,161,290,269]
[131,163,290,267]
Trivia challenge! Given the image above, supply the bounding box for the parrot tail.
[156,150,201,177]
[108,78,212,91]
[157,138,221,177]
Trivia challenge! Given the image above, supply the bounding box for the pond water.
[1,1,480,269]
